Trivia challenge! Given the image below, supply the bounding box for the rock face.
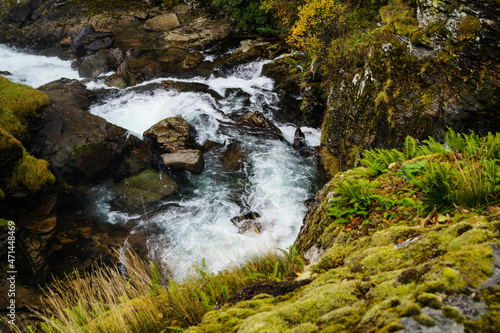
[34,79,150,184]
[320,0,500,170]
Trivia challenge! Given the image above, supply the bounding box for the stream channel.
[0,44,324,280]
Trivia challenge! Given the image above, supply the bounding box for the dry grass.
[24,246,304,332]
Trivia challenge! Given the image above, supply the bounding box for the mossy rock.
[2,148,55,195]
[0,76,49,137]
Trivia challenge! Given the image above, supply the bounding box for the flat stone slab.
[161,149,204,174]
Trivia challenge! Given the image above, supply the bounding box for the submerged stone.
[111,169,178,212]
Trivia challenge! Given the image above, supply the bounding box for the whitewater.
[0,44,322,280]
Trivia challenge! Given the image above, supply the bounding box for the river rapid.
[0,44,324,280]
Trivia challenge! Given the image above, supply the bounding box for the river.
[0,44,323,280]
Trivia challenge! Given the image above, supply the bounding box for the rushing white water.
[0,44,79,88]
[1,44,322,280]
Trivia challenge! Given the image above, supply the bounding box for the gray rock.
[161,149,204,174]
[70,25,114,57]
[35,79,150,184]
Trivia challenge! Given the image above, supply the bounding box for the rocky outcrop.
[320,0,500,170]
[144,116,197,153]
[144,116,204,174]
[70,24,114,57]
[34,79,150,184]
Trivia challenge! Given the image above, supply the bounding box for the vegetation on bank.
[26,247,304,332]
[21,130,500,332]
[0,76,54,198]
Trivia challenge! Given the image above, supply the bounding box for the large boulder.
[160,149,204,174]
[143,116,197,153]
[34,79,150,184]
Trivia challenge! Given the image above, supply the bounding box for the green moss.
[441,267,461,287]
[458,16,481,40]
[399,303,421,317]
[416,293,442,309]
[442,244,493,289]
[0,76,49,137]
[413,313,436,327]
[443,306,465,323]
[3,149,55,194]
[410,30,429,46]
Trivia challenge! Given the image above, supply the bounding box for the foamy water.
[0,44,79,88]
[1,44,322,280]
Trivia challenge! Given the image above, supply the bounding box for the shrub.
[287,0,348,60]
[212,0,275,34]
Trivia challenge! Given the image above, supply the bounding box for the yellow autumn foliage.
[287,0,348,59]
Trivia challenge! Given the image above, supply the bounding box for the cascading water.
[1,44,323,280]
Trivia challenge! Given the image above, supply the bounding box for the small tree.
[287,0,348,60]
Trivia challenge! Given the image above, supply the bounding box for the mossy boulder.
[0,77,54,197]
[111,168,178,213]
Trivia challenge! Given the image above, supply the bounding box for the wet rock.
[15,194,58,284]
[161,149,204,174]
[105,73,127,89]
[261,57,302,124]
[116,46,210,86]
[293,127,306,149]
[35,79,150,184]
[78,49,112,78]
[239,111,284,140]
[182,51,203,68]
[230,212,261,233]
[108,48,125,69]
[46,214,128,277]
[220,142,246,171]
[144,116,197,153]
[8,0,41,24]
[70,25,114,57]
[202,140,224,152]
[143,13,180,31]
[111,169,179,213]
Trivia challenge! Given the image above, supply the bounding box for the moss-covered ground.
[187,132,500,333]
